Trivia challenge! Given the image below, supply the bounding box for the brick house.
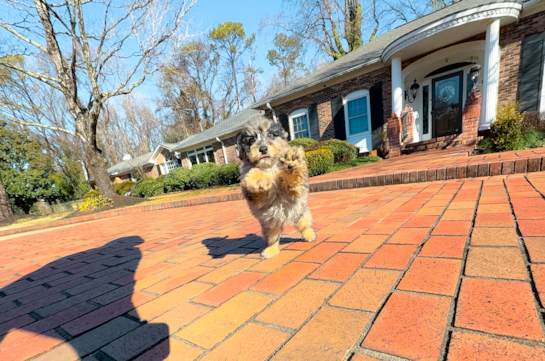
[254,0,545,157]
[99,0,545,185]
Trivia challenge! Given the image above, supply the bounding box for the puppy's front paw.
[280,146,305,173]
[301,229,317,242]
[242,174,272,193]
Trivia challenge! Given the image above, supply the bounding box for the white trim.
[216,137,228,165]
[288,109,311,140]
[391,57,403,117]
[541,56,545,113]
[343,90,372,152]
[382,2,521,62]
[480,18,501,130]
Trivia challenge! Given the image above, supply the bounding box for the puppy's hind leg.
[261,225,282,259]
[296,210,316,242]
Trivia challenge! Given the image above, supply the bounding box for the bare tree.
[0,173,12,221]
[267,33,306,87]
[0,0,196,197]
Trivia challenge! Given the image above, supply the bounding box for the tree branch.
[0,112,86,142]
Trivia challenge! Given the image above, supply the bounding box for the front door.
[432,71,463,138]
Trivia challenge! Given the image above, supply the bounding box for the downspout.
[216,137,228,165]
[267,103,277,123]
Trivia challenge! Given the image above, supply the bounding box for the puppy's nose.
[259,145,268,154]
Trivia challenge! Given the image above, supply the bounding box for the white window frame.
[289,109,311,140]
[343,90,372,136]
[187,145,215,168]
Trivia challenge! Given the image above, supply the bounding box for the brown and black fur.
[237,118,316,258]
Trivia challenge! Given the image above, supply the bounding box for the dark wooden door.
[432,71,463,138]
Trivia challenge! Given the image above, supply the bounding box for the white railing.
[165,160,178,173]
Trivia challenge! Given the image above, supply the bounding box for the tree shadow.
[0,236,169,360]
[203,234,302,259]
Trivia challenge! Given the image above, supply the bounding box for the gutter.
[216,137,228,165]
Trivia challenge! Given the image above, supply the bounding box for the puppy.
[237,117,316,258]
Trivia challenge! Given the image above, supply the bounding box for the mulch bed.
[0,214,42,228]
[63,196,145,219]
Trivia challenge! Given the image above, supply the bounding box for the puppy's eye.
[246,136,255,145]
[268,132,278,138]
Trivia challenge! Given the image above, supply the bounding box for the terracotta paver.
[2,171,545,360]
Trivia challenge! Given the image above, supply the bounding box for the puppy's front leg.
[261,225,282,258]
[241,168,273,193]
[278,146,308,197]
[296,210,317,242]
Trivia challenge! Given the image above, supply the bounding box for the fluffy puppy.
[237,117,316,258]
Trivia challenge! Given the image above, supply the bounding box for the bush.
[488,103,524,152]
[288,138,316,148]
[156,174,167,183]
[163,167,191,193]
[187,163,218,189]
[113,181,136,196]
[210,162,241,186]
[320,139,358,164]
[520,130,545,149]
[522,111,545,132]
[305,149,334,177]
[133,177,165,197]
[78,195,113,211]
[83,189,99,198]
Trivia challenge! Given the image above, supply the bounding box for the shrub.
[133,177,165,197]
[522,111,545,132]
[78,195,113,211]
[163,167,191,193]
[288,138,316,148]
[113,181,136,196]
[489,103,524,152]
[210,162,241,186]
[83,189,99,198]
[187,163,218,189]
[320,139,358,164]
[520,130,545,149]
[156,174,167,183]
[305,149,334,177]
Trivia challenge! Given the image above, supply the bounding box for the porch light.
[174,151,182,159]
[405,79,420,103]
[470,64,481,84]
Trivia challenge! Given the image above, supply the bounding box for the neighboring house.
[97,0,545,185]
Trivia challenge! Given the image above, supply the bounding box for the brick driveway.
[1,173,545,360]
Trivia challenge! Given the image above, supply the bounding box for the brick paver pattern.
[1,172,545,360]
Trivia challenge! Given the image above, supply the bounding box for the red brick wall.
[265,67,392,141]
[498,10,545,107]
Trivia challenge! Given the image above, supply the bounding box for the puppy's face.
[238,118,288,169]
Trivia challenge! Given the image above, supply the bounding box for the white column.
[391,57,403,117]
[480,19,501,130]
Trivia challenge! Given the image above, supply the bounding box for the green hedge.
[210,162,241,186]
[163,167,191,193]
[488,103,524,152]
[305,149,334,177]
[320,139,358,164]
[113,181,136,195]
[187,163,218,189]
[288,138,316,148]
[83,189,99,198]
[134,177,164,197]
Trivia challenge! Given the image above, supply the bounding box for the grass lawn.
[330,156,382,173]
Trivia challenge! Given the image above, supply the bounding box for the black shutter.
[369,82,384,132]
[331,95,346,140]
[308,103,320,140]
[279,113,290,140]
[519,32,545,112]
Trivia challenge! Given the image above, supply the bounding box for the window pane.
[348,97,367,118]
[197,152,206,164]
[206,149,215,164]
[293,114,310,139]
[423,85,429,135]
[349,115,368,134]
[189,155,197,166]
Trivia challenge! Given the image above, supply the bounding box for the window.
[289,109,311,139]
[423,85,429,135]
[344,90,371,136]
[187,145,215,168]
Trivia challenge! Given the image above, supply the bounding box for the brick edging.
[308,156,543,192]
[0,191,244,238]
[3,155,543,238]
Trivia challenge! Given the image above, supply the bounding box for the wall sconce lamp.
[405,79,420,103]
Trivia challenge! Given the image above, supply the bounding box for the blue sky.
[136,0,286,98]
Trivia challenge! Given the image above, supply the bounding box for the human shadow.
[203,234,302,259]
[0,236,169,360]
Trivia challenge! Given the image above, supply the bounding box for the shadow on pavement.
[203,234,303,259]
[0,236,169,361]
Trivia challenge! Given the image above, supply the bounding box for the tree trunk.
[0,174,13,221]
[85,144,116,198]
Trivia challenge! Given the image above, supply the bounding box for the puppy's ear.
[269,122,288,140]
[236,132,245,161]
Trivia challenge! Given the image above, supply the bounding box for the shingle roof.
[107,151,154,176]
[169,107,268,151]
[254,0,523,108]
